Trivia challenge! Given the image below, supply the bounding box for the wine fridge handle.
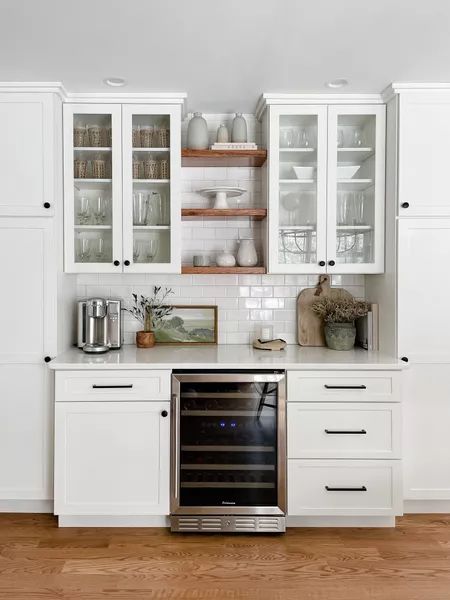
[172,393,180,500]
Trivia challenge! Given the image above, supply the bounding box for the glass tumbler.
[88,125,103,147]
[133,192,148,225]
[73,126,87,147]
[132,126,141,148]
[74,159,87,178]
[91,158,107,179]
[144,156,158,179]
[140,126,153,148]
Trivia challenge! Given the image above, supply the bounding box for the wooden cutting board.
[297,275,353,346]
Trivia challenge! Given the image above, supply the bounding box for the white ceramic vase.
[187,112,209,149]
[236,239,257,267]
[216,250,236,267]
[216,123,229,143]
[231,113,247,143]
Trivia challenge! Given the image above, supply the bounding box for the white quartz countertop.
[49,345,403,371]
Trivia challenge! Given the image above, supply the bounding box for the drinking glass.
[92,195,106,224]
[298,129,310,148]
[133,192,148,225]
[352,127,364,147]
[77,196,90,224]
[74,159,87,179]
[73,126,87,147]
[144,239,159,263]
[93,237,104,261]
[91,158,107,179]
[144,156,158,179]
[88,125,103,147]
[132,126,141,148]
[350,192,365,225]
[77,238,91,262]
[140,125,153,148]
[147,191,161,225]
[280,128,294,148]
[337,128,344,148]
[133,240,141,263]
[337,192,351,225]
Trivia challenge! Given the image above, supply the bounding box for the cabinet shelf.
[133,225,170,230]
[181,266,266,274]
[279,147,315,153]
[337,147,374,162]
[181,208,267,220]
[133,179,170,184]
[74,225,112,230]
[132,147,170,152]
[74,147,112,152]
[181,148,267,167]
[337,179,374,191]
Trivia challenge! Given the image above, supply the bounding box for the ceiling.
[1,0,450,113]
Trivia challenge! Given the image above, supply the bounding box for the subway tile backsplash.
[76,114,366,345]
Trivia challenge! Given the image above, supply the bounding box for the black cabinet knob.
[161,410,168,418]
[401,356,409,362]
[319,260,326,267]
[124,260,130,266]
[328,260,336,266]
[113,260,120,266]
[401,202,410,209]
[43,202,51,209]
[44,356,51,363]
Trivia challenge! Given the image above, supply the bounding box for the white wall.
[76,114,366,345]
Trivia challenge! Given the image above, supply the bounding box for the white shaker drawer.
[287,371,401,402]
[288,459,402,516]
[55,370,171,402]
[288,402,401,459]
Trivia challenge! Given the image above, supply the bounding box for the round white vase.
[216,250,236,267]
[187,112,209,149]
[231,113,247,143]
[237,239,258,267]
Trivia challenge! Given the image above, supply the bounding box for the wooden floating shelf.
[181,148,267,167]
[181,208,267,220]
[181,266,266,275]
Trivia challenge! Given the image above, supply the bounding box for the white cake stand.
[199,187,246,209]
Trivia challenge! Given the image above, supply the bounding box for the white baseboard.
[58,515,170,527]
[287,516,396,528]
[0,499,53,513]
[404,499,450,513]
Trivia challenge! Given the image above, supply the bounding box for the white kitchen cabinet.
[403,364,450,501]
[0,217,57,364]
[54,401,170,515]
[63,102,182,273]
[0,93,59,216]
[397,218,450,363]
[264,102,385,274]
[288,459,402,516]
[0,365,52,500]
[398,91,450,216]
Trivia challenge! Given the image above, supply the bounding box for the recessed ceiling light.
[326,79,349,89]
[103,77,126,87]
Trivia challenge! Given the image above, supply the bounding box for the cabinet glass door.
[269,106,327,273]
[63,104,122,273]
[122,105,181,273]
[327,105,385,274]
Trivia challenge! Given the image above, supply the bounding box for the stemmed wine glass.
[93,237,104,261]
[92,195,106,225]
[77,196,90,225]
[133,240,141,263]
[77,238,91,262]
[144,239,159,263]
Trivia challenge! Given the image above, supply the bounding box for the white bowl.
[292,166,316,179]
[337,165,360,179]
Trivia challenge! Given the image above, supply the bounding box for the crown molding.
[255,92,384,120]
[0,81,67,98]
[382,82,450,102]
[64,91,187,105]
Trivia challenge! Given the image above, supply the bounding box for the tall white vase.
[237,239,258,267]
[231,113,248,143]
[187,112,209,149]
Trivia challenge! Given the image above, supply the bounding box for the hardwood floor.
[0,514,449,599]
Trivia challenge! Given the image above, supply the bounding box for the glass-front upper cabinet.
[63,104,122,272]
[327,105,386,274]
[268,106,328,273]
[122,104,181,273]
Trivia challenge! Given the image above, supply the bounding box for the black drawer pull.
[325,429,367,435]
[324,384,366,390]
[92,384,133,389]
[325,486,367,492]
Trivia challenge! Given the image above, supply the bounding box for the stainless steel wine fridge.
[170,371,286,533]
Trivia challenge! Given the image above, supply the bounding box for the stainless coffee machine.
[77,299,122,353]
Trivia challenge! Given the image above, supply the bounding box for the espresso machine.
[77,298,122,353]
